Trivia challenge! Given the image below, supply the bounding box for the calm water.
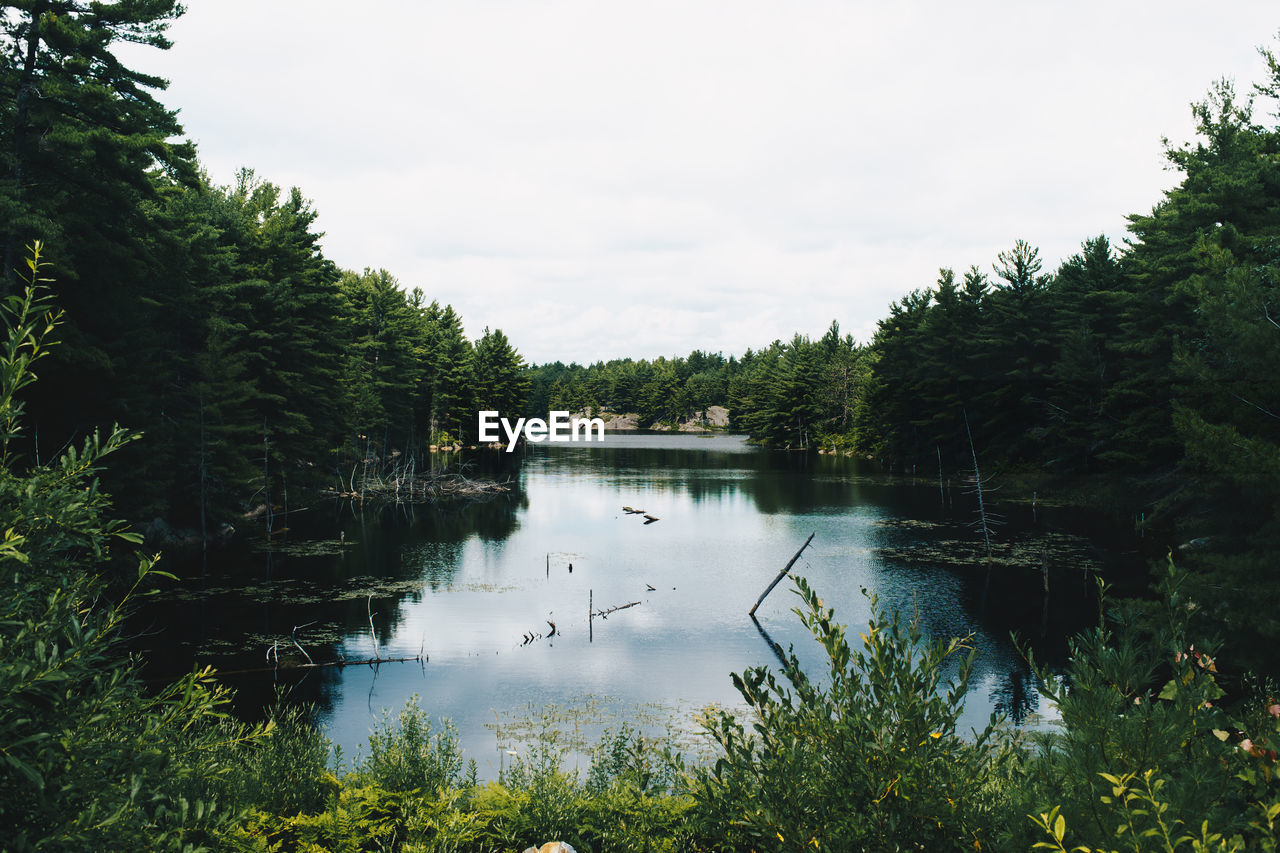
[143,433,1122,776]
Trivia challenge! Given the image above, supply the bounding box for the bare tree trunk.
[937,444,944,508]
[964,410,991,564]
[199,393,208,551]
[750,532,816,616]
[263,418,272,538]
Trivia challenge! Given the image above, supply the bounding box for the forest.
[4,2,1280,850]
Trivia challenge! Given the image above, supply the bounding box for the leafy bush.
[355,699,465,795]
[689,575,1014,851]
[218,700,335,817]
[580,726,695,852]
[0,244,272,850]
[1022,559,1280,851]
[476,741,588,849]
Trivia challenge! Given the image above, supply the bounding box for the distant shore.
[569,405,729,433]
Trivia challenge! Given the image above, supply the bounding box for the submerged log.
[218,650,427,678]
[592,600,641,619]
[749,532,816,617]
[320,469,510,503]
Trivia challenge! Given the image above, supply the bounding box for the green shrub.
[689,575,1013,851]
[355,699,465,796]
[0,244,272,850]
[221,700,335,817]
[1023,558,1280,851]
[581,725,696,852]
[485,741,588,848]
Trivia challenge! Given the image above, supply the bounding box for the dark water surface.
[142,434,1124,777]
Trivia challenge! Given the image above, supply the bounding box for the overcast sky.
[131,2,1280,365]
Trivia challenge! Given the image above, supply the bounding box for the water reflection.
[139,433,1124,775]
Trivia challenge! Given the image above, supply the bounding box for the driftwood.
[963,410,994,566]
[520,620,558,646]
[592,600,641,619]
[230,650,424,671]
[322,458,509,503]
[257,646,426,675]
[253,615,426,674]
[621,506,658,523]
[748,532,816,617]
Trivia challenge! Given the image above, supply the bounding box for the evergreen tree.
[339,268,425,450]
[981,239,1053,458]
[421,302,474,443]
[1043,235,1126,472]
[0,0,194,285]
[472,326,529,418]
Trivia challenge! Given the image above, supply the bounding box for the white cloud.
[129,0,1280,363]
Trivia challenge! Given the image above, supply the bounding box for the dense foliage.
[0,249,274,850]
[1,5,529,539]
[858,62,1280,674]
[7,2,1280,848]
[4,275,1280,847]
[526,349,738,428]
[690,577,1013,850]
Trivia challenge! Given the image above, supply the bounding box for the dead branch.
[592,600,641,619]
[749,532,816,617]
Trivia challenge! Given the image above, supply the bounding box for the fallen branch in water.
[749,532,816,617]
[520,619,559,646]
[258,623,425,674]
[256,649,426,675]
[321,458,510,503]
[592,600,641,619]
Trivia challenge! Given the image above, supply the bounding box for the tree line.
[1,3,530,536]
[525,328,872,449]
[862,69,1280,673]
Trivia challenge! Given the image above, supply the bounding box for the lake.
[142,433,1123,777]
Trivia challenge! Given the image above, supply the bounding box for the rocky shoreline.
[569,405,729,433]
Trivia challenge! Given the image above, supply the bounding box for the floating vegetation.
[156,569,528,607]
[448,581,521,594]
[245,623,346,648]
[870,518,950,531]
[485,695,727,764]
[250,538,356,557]
[874,530,1104,575]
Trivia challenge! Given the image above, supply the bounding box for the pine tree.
[339,268,426,451]
[472,327,529,419]
[981,239,1053,458]
[421,302,474,444]
[0,1,194,285]
[1042,235,1126,472]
